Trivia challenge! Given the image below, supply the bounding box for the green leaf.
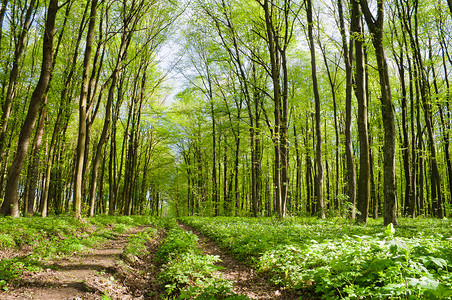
[430,257,447,269]
[418,276,440,290]
[385,223,395,236]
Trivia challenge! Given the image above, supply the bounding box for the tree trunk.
[0,0,36,164]
[26,99,46,216]
[89,38,128,217]
[337,0,356,218]
[395,45,412,218]
[439,36,452,213]
[408,48,417,218]
[263,0,282,218]
[294,125,302,214]
[0,0,57,217]
[360,0,398,226]
[209,90,219,217]
[352,1,370,224]
[307,0,325,219]
[0,0,8,46]
[74,0,98,219]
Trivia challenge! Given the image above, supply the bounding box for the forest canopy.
[0,0,451,225]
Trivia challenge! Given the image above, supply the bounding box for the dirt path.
[1,227,165,300]
[3,223,302,300]
[178,223,300,299]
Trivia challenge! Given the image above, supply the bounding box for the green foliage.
[259,236,452,299]
[124,227,158,256]
[101,291,112,300]
[156,227,200,264]
[159,252,229,297]
[112,223,131,234]
[0,256,47,285]
[180,217,452,299]
[0,233,16,248]
[155,221,246,299]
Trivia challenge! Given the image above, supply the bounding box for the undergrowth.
[180,217,452,299]
[124,227,158,257]
[156,224,247,299]
[0,215,160,290]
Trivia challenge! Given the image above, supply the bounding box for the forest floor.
[178,223,302,299]
[1,226,165,300]
[1,223,302,300]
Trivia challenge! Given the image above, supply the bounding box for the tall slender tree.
[360,0,398,225]
[337,0,356,218]
[352,0,370,224]
[1,0,58,217]
[306,0,325,219]
[74,0,98,219]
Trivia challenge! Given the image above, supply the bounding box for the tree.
[260,0,298,218]
[1,0,58,217]
[73,0,98,219]
[352,0,370,224]
[360,0,398,226]
[337,0,356,219]
[306,0,325,219]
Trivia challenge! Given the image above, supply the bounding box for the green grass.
[179,217,452,299]
[124,227,158,257]
[0,215,161,287]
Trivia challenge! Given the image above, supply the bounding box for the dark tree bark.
[408,45,417,219]
[0,0,58,217]
[391,23,413,218]
[303,119,314,215]
[90,28,130,216]
[0,0,37,163]
[0,0,8,45]
[406,2,443,218]
[31,0,72,217]
[318,36,340,212]
[26,100,46,215]
[259,0,295,218]
[351,1,370,224]
[210,1,260,217]
[369,129,378,219]
[294,125,302,214]
[438,26,452,212]
[360,0,398,226]
[208,79,219,217]
[263,0,282,218]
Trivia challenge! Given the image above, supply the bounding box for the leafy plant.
[155,222,245,299]
[158,252,224,295]
[180,217,452,299]
[155,227,200,264]
[124,227,158,256]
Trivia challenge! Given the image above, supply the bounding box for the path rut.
[178,223,301,299]
[1,227,164,300]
